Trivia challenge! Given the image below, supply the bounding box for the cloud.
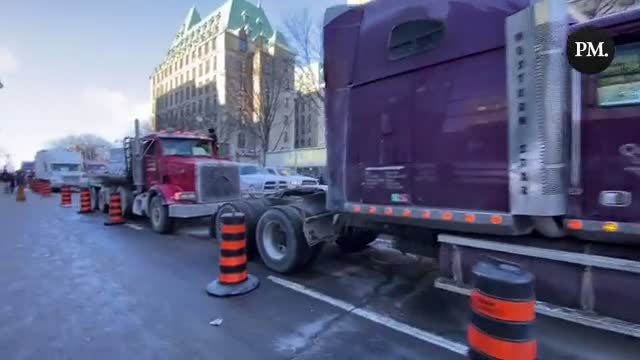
[81,87,151,139]
[0,48,18,74]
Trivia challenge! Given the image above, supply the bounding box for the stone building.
[150,0,296,163]
[294,62,325,149]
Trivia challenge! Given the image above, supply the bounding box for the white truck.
[34,148,87,191]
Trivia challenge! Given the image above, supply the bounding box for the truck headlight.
[173,192,197,201]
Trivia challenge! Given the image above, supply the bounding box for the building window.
[239,38,248,52]
[284,98,289,108]
[198,46,202,58]
[388,19,445,60]
[284,115,290,126]
[198,100,203,113]
[192,102,196,113]
[192,68,196,79]
[238,132,246,148]
[205,60,210,74]
[198,63,203,76]
[284,131,289,143]
[213,56,216,71]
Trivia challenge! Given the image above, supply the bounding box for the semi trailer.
[211,0,640,337]
[89,120,241,234]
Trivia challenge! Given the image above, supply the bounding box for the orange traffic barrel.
[104,192,125,226]
[15,185,26,202]
[78,187,92,214]
[60,185,72,207]
[41,182,52,197]
[468,257,536,360]
[206,212,259,297]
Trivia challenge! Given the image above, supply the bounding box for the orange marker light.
[402,209,411,217]
[369,207,377,214]
[442,212,453,221]
[567,219,583,230]
[465,214,476,223]
[384,208,393,216]
[602,222,618,233]
[422,211,431,219]
[354,206,362,213]
[490,215,503,225]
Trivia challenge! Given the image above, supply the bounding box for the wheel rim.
[151,203,161,226]
[263,221,287,261]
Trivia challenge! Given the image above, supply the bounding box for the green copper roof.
[167,0,289,58]
[183,6,202,31]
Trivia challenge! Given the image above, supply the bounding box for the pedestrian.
[208,127,219,155]
[9,173,16,194]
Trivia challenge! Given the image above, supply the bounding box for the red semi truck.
[90,120,241,234]
[211,0,640,337]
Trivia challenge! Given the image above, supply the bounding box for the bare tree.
[284,8,324,110]
[48,134,112,161]
[569,0,640,19]
[227,45,293,165]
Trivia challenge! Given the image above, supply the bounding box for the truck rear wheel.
[149,196,174,234]
[212,199,269,258]
[256,205,315,274]
[336,230,378,253]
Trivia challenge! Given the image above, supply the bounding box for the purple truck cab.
[323,0,640,242]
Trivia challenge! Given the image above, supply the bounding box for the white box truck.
[34,149,87,191]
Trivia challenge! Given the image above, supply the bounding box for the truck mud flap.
[436,234,640,338]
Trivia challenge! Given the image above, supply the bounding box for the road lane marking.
[268,275,469,355]
[125,224,144,231]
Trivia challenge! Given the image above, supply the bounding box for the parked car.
[239,164,289,197]
[264,167,319,188]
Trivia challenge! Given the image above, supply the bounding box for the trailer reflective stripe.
[565,218,640,236]
[344,202,514,227]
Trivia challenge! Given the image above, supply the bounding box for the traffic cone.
[41,182,52,197]
[467,257,536,360]
[104,192,125,226]
[60,185,72,207]
[78,188,93,214]
[15,185,26,202]
[206,212,259,297]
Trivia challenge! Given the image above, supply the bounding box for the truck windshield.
[162,138,212,157]
[51,164,80,172]
[597,41,640,107]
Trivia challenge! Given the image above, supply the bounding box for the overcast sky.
[0,0,338,166]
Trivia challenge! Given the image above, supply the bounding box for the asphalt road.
[1,192,639,360]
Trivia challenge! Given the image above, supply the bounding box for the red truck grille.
[196,163,241,203]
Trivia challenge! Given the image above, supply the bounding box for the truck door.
[142,139,160,188]
[573,37,640,225]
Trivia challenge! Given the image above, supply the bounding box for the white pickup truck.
[238,163,290,197]
[34,148,87,191]
[264,167,321,189]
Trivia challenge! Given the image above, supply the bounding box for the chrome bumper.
[168,202,220,218]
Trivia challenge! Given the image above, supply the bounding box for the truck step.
[434,277,640,339]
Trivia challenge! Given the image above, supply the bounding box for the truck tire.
[98,189,109,213]
[90,187,99,210]
[212,199,269,258]
[336,230,378,253]
[256,205,312,274]
[117,186,133,217]
[149,195,174,234]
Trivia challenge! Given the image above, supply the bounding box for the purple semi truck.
[212,0,640,337]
